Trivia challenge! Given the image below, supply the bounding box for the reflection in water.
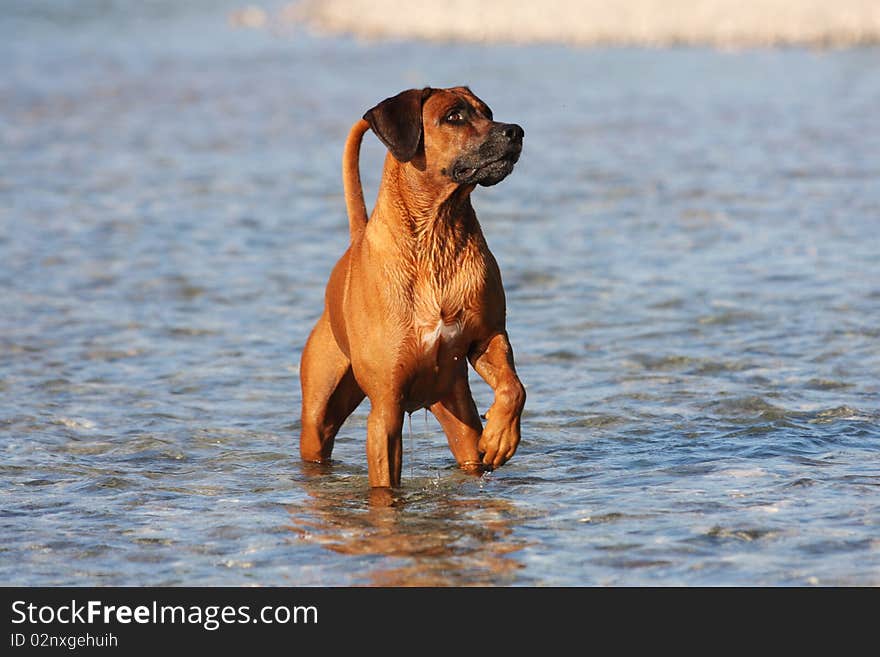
[285,465,527,586]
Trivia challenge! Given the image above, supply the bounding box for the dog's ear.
[363,88,431,163]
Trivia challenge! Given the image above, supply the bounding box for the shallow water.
[2,2,879,586]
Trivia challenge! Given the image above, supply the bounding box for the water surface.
[1,2,879,585]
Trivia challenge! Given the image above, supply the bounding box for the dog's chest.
[399,234,487,357]
[411,274,480,355]
[420,316,463,352]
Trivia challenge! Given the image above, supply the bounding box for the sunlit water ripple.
[1,2,878,585]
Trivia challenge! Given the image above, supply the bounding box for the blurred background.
[1,1,878,585]
[293,0,880,47]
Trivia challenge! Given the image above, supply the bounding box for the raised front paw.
[477,415,521,469]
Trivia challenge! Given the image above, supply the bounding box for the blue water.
[1,2,879,585]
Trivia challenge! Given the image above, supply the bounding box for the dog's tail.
[343,119,370,240]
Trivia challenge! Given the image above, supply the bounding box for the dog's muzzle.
[451,123,524,187]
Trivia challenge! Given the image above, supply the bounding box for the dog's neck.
[369,157,489,309]
[377,157,480,242]
[368,157,488,293]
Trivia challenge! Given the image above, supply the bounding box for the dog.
[299,86,525,491]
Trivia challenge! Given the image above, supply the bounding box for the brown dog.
[299,86,525,490]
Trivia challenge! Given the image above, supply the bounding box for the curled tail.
[343,118,370,240]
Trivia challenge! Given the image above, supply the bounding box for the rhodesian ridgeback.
[299,86,525,491]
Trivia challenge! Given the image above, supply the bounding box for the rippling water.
[2,2,879,586]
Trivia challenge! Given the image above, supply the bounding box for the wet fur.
[299,86,526,492]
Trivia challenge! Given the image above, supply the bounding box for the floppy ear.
[363,88,431,162]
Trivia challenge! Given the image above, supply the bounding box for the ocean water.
[1,2,879,586]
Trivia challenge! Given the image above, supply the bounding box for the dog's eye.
[445,110,465,124]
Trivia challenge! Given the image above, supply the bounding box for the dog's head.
[363,86,523,188]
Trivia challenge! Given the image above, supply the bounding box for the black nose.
[502,123,524,142]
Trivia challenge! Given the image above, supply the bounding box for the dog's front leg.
[366,396,405,488]
[470,332,526,469]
